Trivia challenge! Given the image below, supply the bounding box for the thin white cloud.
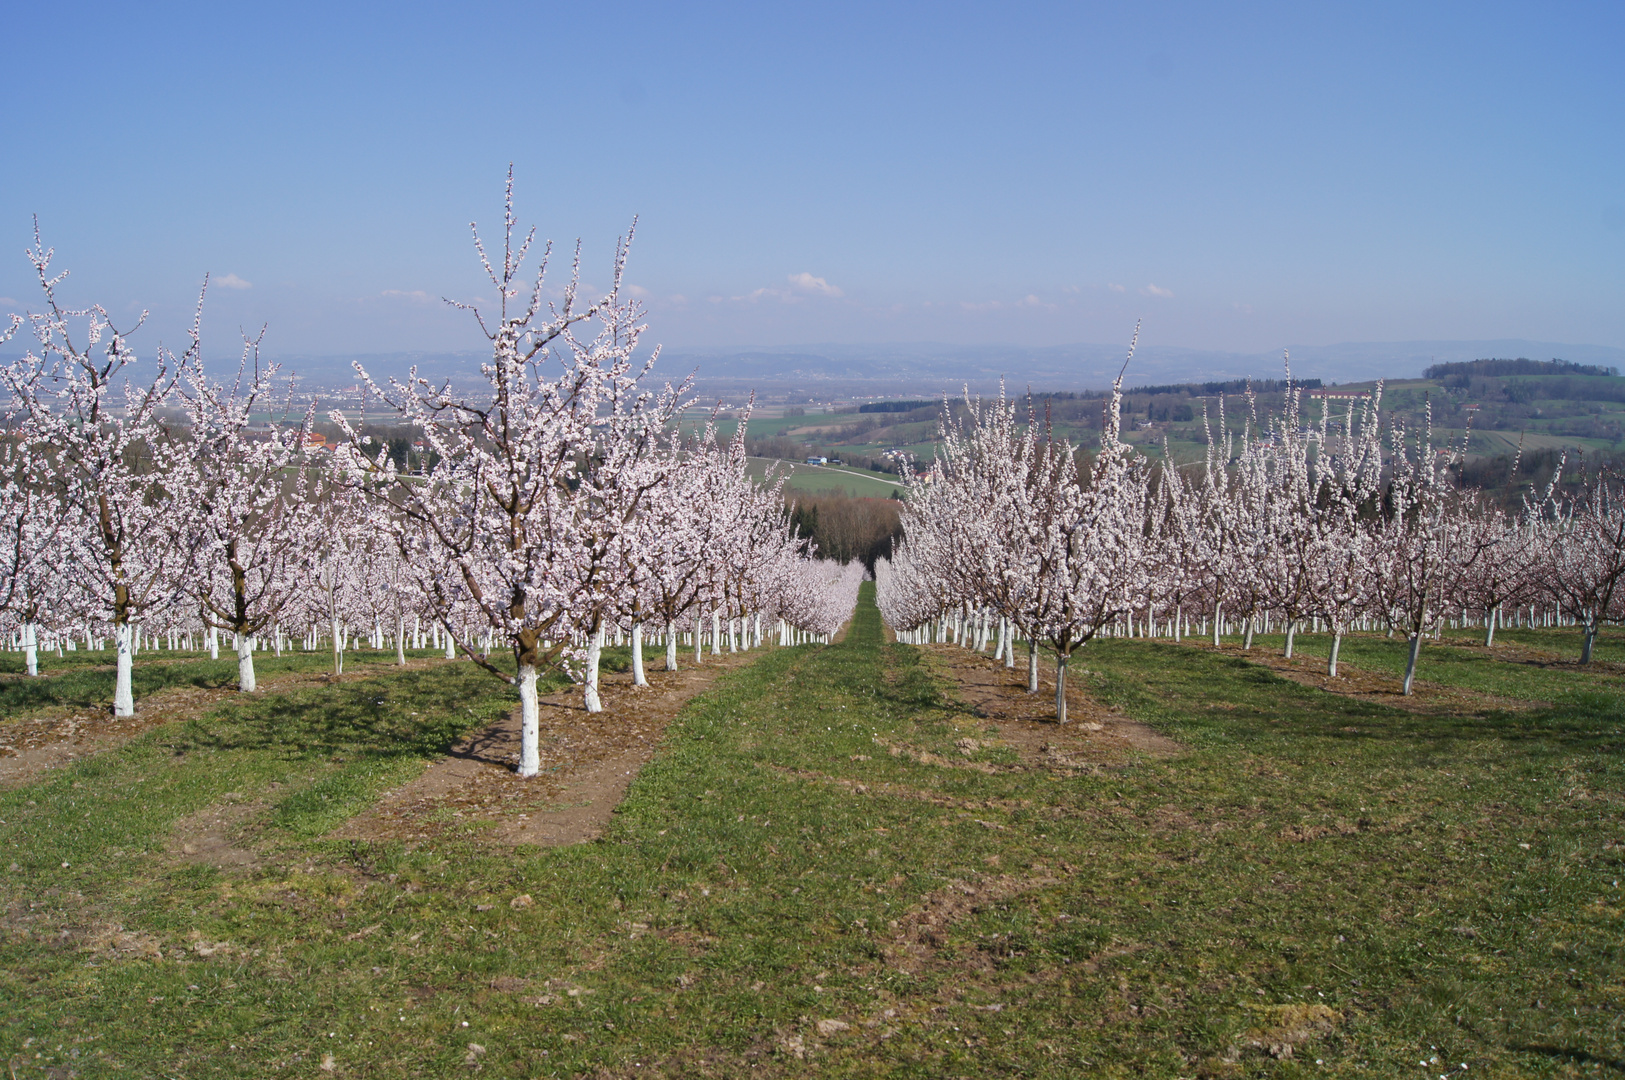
[1142,283,1174,298]
[711,273,844,305]
[954,294,1056,312]
[0,297,17,307]
[625,283,650,298]
[215,273,252,290]
[787,272,843,298]
[381,289,435,304]
[1107,282,1126,293]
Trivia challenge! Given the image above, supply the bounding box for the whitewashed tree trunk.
[711,610,722,656]
[695,612,705,665]
[237,632,257,692]
[332,617,344,676]
[631,622,647,686]
[1027,635,1040,693]
[396,615,407,665]
[1055,651,1069,723]
[584,626,604,713]
[445,625,456,659]
[1329,630,1343,677]
[209,626,220,659]
[113,623,135,717]
[1403,633,1423,694]
[1283,619,1297,659]
[22,622,38,677]
[517,663,540,777]
[666,624,679,671]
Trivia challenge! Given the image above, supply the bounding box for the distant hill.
[655,339,1625,398]
[13,338,1621,401]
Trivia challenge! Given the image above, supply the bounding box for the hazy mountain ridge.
[7,339,1622,397]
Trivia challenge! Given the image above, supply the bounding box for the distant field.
[744,458,904,498]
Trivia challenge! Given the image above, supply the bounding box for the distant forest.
[1424,358,1619,380]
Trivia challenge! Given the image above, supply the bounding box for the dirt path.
[332,650,760,848]
[921,644,1183,766]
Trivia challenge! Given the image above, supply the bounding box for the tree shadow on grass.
[1510,1045,1625,1073]
[0,659,252,718]
[162,666,520,765]
[1088,640,1625,759]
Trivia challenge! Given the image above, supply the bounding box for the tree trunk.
[332,618,344,675]
[237,631,258,692]
[1402,632,1423,695]
[396,616,407,665]
[584,626,604,713]
[1581,618,1597,665]
[1283,619,1296,659]
[1484,607,1497,647]
[1004,619,1017,668]
[631,622,648,686]
[1027,635,1040,693]
[113,623,135,716]
[1328,630,1342,677]
[666,624,679,671]
[517,663,540,777]
[209,626,220,660]
[22,622,38,677]
[711,610,722,656]
[1243,616,1254,650]
[695,612,705,665]
[1212,602,1222,648]
[1054,650,1069,724]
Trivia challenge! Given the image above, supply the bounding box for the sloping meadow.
[2,588,1623,1077]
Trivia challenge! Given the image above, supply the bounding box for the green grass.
[2,591,1624,1076]
[744,458,905,498]
[1227,625,1625,700]
[0,648,452,717]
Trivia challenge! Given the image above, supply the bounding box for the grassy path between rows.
[3,587,1624,1077]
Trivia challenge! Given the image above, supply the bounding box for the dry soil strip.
[332,650,761,848]
[922,644,1183,761]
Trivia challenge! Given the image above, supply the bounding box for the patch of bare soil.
[883,868,1067,973]
[0,662,411,791]
[169,790,265,868]
[766,763,1034,813]
[1199,642,1533,715]
[332,651,759,848]
[923,644,1183,763]
[0,687,235,791]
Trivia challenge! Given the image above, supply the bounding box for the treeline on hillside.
[1425,358,1619,380]
[1455,446,1625,509]
[1125,377,1322,397]
[858,400,933,413]
[785,492,903,572]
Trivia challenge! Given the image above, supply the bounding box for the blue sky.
[1,1,1620,358]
